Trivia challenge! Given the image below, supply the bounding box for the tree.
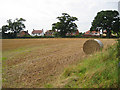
[53,32,60,37]
[2,18,26,38]
[90,10,119,38]
[2,25,9,34]
[52,13,78,37]
[112,17,120,37]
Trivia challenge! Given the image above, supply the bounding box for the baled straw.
[83,39,103,54]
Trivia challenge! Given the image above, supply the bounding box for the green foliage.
[2,18,26,38]
[90,10,119,38]
[112,17,120,37]
[58,44,118,88]
[44,83,53,88]
[52,13,78,37]
[53,32,60,37]
[22,34,31,37]
[117,39,120,59]
[117,39,120,88]
[2,57,7,60]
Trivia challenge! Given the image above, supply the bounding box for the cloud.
[0,0,119,34]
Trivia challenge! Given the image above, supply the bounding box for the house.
[45,30,79,36]
[83,30,100,37]
[45,30,55,36]
[102,30,117,37]
[31,29,44,36]
[102,30,107,37]
[17,30,30,37]
[66,30,79,36]
[72,30,79,36]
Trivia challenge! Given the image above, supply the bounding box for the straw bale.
[83,39,103,54]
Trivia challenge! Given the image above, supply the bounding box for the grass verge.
[2,57,7,61]
[117,39,120,88]
[53,42,119,88]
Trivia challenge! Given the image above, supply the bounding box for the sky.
[0,0,119,34]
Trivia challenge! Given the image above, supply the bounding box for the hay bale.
[83,39,103,54]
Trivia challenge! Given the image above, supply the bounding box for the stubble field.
[2,38,116,88]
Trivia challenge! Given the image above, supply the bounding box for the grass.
[53,43,119,88]
[2,57,7,61]
[117,39,120,87]
[44,83,53,88]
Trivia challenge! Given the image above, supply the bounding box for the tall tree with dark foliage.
[2,18,26,38]
[90,10,119,38]
[52,13,78,37]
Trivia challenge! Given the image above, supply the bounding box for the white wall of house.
[31,32,44,36]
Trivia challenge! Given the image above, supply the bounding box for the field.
[2,38,117,88]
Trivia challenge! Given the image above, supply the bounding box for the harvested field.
[2,38,116,88]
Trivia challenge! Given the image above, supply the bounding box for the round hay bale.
[83,39,103,54]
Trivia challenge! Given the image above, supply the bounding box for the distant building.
[45,30,79,36]
[102,30,107,37]
[83,30,100,37]
[17,30,30,37]
[66,30,79,36]
[31,29,44,36]
[45,30,55,36]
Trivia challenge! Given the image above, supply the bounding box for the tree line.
[1,10,120,38]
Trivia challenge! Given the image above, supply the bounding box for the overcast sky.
[0,0,119,34]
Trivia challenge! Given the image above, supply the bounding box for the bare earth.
[2,38,116,88]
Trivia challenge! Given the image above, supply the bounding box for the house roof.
[32,30,43,34]
[46,30,54,32]
[103,30,107,33]
[18,31,29,34]
[17,31,30,36]
[85,30,100,34]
